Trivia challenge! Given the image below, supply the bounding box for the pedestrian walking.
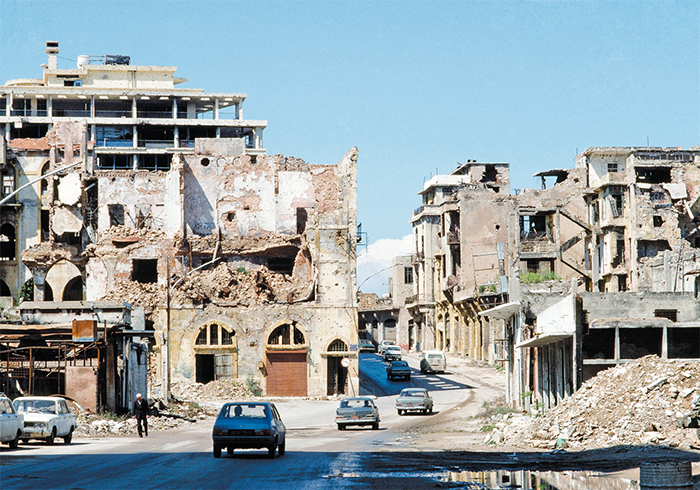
[132,393,149,437]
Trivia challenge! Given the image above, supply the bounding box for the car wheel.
[63,427,73,444]
[20,439,29,445]
[397,409,403,416]
[227,447,233,455]
[268,443,276,458]
[9,429,20,449]
[406,375,410,381]
[278,439,286,456]
[337,424,345,431]
[372,422,379,430]
[213,444,221,458]
[46,427,56,445]
[429,405,433,414]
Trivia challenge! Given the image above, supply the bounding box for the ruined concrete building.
[0,42,359,399]
[407,147,700,412]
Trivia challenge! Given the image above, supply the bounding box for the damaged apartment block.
[0,41,359,400]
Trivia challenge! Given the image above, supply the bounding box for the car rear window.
[400,389,426,397]
[340,399,373,409]
[219,404,269,419]
[428,354,443,359]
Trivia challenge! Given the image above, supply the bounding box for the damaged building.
[407,147,700,412]
[0,42,359,400]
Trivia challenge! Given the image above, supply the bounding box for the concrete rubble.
[496,355,700,450]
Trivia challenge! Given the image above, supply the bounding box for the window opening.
[404,266,414,284]
[267,323,305,346]
[636,167,671,184]
[0,223,16,260]
[132,259,158,283]
[209,323,218,345]
[653,216,663,227]
[99,154,131,170]
[296,208,308,234]
[328,339,348,352]
[654,309,677,322]
[196,328,207,345]
[109,204,125,226]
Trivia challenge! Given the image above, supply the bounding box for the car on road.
[0,393,23,448]
[396,388,434,415]
[386,361,411,381]
[358,339,376,352]
[420,350,446,374]
[384,345,402,362]
[335,396,380,430]
[12,396,76,444]
[377,340,395,354]
[212,402,286,458]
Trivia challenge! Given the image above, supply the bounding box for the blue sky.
[1,1,698,294]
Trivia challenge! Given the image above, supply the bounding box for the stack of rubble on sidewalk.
[498,355,700,450]
[75,377,251,438]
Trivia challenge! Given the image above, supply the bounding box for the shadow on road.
[359,353,474,397]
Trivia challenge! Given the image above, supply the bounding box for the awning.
[479,302,520,320]
[516,332,573,349]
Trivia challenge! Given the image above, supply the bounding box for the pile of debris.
[498,355,700,450]
[75,376,253,438]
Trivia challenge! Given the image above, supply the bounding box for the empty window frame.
[635,167,671,184]
[404,266,414,284]
[607,162,619,173]
[620,327,662,358]
[582,328,615,360]
[132,259,158,283]
[637,240,671,259]
[99,154,132,170]
[138,154,171,171]
[108,204,125,226]
[267,323,305,346]
[95,126,133,147]
[667,327,700,358]
[196,323,235,346]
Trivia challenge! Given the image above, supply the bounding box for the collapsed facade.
[0,42,359,400]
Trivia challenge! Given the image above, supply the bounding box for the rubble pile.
[500,355,700,450]
[172,262,300,306]
[168,377,251,401]
[102,280,165,314]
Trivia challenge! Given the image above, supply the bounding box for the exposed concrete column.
[132,97,137,118]
[7,92,12,116]
[47,96,52,117]
[174,126,179,147]
[132,125,138,149]
[254,128,263,149]
[172,98,178,119]
[90,96,95,118]
[214,99,219,120]
[237,102,242,120]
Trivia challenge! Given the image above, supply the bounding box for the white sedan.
[13,396,77,444]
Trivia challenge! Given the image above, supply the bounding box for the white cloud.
[357,235,413,295]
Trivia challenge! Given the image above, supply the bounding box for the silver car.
[212,402,286,458]
[396,388,433,415]
[335,397,380,430]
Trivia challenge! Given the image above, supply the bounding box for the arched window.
[63,276,83,301]
[328,339,348,352]
[195,323,234,346]
[0,280,11,296]
[267,323,305,346]
[41,162,50,197]
[0,223,16,261]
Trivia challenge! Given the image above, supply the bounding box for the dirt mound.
[502,355,700,450]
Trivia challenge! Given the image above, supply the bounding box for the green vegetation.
[480,424,496,432]
[19,278,34,302]
[476,400,516,419]
[246,373,263,396]
[237,267,249,275]
[520,270,561,283]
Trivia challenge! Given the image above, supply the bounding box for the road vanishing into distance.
[1,353,478,489]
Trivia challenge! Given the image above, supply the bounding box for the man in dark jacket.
[132,393,149,437]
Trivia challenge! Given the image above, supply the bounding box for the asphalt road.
[0,353,478,489]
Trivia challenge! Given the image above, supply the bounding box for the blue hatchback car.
[212,402,286,458]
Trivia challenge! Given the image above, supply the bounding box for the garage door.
[266,351,307,396]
